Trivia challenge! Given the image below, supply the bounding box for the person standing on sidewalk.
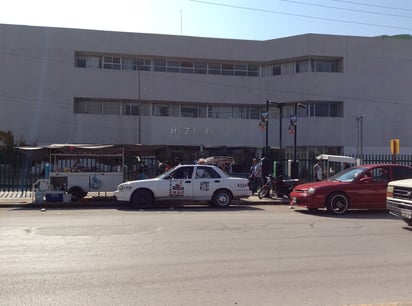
[313,160,323,181]
[249,158,263,194]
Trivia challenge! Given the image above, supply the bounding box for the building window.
[329,104,338,117]
[123,103,140,115]
[264,58,342,75]
[248,64,259,76]
[282,62,295,75]
[310,104,327,117]
[233,106,260,119]
[75,98,141,116]
[102,101,121,115]
[103,56,121,69]
[167,60,180,73]
[122,57,135,70]
[315,60,330,72]
[76,55,87,68]
[310,59,340,72]
[74,99,87,113]
[179,105,207,118]
[208,62,221,75]
[74,99,100,114]
[273,65,281,75]
[208,105,234,119]
[181,61,194,73]
[76,52,342,78]
[76,54,101,68]
[194,61,207,74]
[199,105,207,117]
[76,52,263,77]
[308,102,343,117]
[181,105,199,117]
[153,104,178,116]
[86,100,102,114]
[153,59,166,72]
[296,60,309,73]
[122,57,151,71]
[234,64,247,76]
[281,102,342,118]
[75,97,343,120]
[136,59,151,71]
[222,63,234,76]
[153,105,170,116]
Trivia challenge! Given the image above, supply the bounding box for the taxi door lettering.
[200,181,209,191]
[169,180,185,197]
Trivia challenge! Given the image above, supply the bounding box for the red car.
[290,164,412,215]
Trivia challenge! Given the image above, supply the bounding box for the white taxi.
[114,164,251,208]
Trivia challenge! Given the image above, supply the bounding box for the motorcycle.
[258,174,300,199]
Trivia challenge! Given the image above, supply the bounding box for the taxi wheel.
[326,192,349,215]
[131,190,154,209]
[68,186,87,201]
[213,190,232,208]
[402,218,412,226]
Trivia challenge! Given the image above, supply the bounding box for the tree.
[0,130,14,150]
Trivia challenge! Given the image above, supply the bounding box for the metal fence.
[1,149,412,192]
[0,150,32,191]
[0,150,158,192]
[280,153,412,183]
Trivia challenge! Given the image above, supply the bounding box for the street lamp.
[267,100,286,176]
[292,102,307,178]
[265,100,270,159]
[267,101,285,160]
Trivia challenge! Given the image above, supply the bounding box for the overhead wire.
[280,0,412,19]
[330,0,412,12]
[189,0,412,31]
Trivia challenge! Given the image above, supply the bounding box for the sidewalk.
[0,191,289,206]
[0,191,33,204]
[241,195,289,205]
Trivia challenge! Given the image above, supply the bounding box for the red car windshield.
[328,167,368,182]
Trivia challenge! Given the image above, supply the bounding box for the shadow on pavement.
[295,208,397,220]
[8,200,264,212]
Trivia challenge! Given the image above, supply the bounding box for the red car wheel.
[326,192,350,215]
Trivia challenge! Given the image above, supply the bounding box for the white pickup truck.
[386,178,412,226]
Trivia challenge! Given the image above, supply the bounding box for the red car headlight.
[307,187,316,195]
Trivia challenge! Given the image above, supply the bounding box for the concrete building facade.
[1,23,412,162]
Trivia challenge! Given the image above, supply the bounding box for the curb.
[0,191,289,207]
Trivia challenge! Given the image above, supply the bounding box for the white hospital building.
[1,23,412,165]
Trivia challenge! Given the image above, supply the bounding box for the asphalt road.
[1,202,412,306]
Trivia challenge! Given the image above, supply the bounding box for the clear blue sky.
[1,0,412,40]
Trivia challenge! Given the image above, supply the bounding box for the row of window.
[76,54,260,76]
[75,53,343,77]
[272,58,342,75]
[73,98,343,118]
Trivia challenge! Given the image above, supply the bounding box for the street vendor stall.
[204,156,235,174]
[17,144,125,202]
[316,154,356,178]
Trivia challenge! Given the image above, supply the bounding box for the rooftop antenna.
[180,9,183,35]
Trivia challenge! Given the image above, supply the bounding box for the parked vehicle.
[386,178,412,226]
[290,164,412,215]
[19,144,125,201]
[114,164,251,209]
[316,154,356,179]
[258,175,300,199]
